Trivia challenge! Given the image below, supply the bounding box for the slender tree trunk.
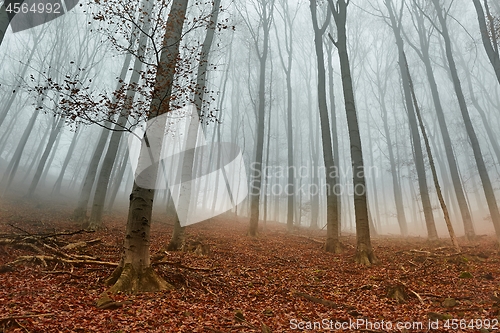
[405,55,460,252]
[329,0,377,264]
[0,18,38,127]
[52,127,81,195]
[385,0,438,240]
[86,129,124,230]
[458,54,500,167]
[432,0,500,244]
[305,73,319,229]
[326,33,342,232]
[22,123,49,180]
[40,125,63,186]
[73,53,133,221]
[249,0,274,237]
[73,125,111,220]
[194,0,221,117]
[274,0,297,230]
[262,84,273,225]
[328,0,378,266]
[366,110,381,234]
[472,0,500,85]
[377,74,408,236]
[0,102,22,156]
[310,0,340,253]
[105,0,189,294]
[68,139,92,193]
[406,5,475,239]
[167,0,222,249]
[27,115,64,196]
[106,148,129,212]
[87,1,156,229]
[1,98,43,192]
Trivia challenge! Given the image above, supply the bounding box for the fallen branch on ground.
[0,313,54,321]
[62,239,101,250]
[153,260,215,271]
[4,255,118,268]
[408,288,424,304]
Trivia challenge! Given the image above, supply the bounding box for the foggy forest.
[1,0,500,331]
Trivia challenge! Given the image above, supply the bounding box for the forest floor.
[1,198,500,333]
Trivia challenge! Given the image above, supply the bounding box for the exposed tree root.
[386,284,408,303]
[72,207,87,222]
[83,219,103,232]
[3,255,118,270]
[355,248,379,266]
[293,291,337,308]
[95,292,133,310]
[105,263,173,294]
[166,220,186,251]
[324,240,343,254]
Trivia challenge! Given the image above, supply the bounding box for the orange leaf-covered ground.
[0,199,499,332]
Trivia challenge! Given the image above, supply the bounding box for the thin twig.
[0,313,54,321]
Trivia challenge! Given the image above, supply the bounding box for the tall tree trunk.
[167,0,222,249]
[432,0,500,244]
[27,115,64,196]
[87,0,156,230]
[405,55,460,252]
[305,72,319,229]
[274,0,297,230]
[329,0,377,264]
[1,97,43,193]
[262,81,273,225]
[194,0,221,117]
[248,0,274,237]
[326,31,342,232]
[406,4,475,239]
[73,125,111,221]
[375,70,408,236]
[22,122,49,180]
[73,53,133,221]
[385,0,438,240]
[471,0,500,85]
[105,0,189,294]
[86,127,124,230]
[310,0,340,253]
[68,138,92,193]
[366,109,381,233]
[0,34,38,128]
[106,148,129,212]
[52,127,81,195]
[40,125,63,186]
[457,53,500,168]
